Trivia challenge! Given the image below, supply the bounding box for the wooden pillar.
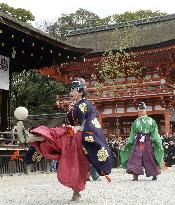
[46,159,51,173]
[1,89,9,131]
[96,106,103,127]
[99,114,102,127]
[24,164,31,175]
[164,109,170,135]
[112,104,115,114]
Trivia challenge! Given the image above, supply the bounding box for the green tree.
[40,9,166,40]
[0,3,35,23]
[43,8,110,39]
[11,70,68,114]
[112,10,166,23]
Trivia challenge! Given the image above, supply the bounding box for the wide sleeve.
[125,125,136,147]
[151,120,164,169]
[151,120,163,147]
[120,123,136,168]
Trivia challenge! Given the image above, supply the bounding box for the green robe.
[120,115,164,169]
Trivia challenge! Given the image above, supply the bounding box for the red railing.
[88,80,175,101]
[58,79,175,105]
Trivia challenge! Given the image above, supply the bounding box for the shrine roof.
[0,11,91,72]
[65,13,175,54]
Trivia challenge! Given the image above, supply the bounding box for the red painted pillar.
[98,114,103,127]
[164,109,170,135]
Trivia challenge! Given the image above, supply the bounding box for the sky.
[1,0,175,25]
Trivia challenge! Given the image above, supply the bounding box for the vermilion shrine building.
[40,14,175,138]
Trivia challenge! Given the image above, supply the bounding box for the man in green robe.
[120,102,164,181]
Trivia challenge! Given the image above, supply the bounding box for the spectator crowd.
[162,133,175,167]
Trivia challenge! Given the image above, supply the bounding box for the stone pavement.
[0,168,175,205]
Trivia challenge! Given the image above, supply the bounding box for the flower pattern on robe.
[66,98,112,175]
[32,151,42,162]
[97,147,109,161]
[85,135,94,143]
[91,118,101,128]
[79,103,87,113]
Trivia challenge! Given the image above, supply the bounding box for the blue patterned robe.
[67,98,112,175]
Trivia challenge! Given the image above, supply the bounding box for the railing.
[14,112,66,130]
[0,113,66,147]
[88,81,175,101]
[58,80,175,105]
[0,156,25,175]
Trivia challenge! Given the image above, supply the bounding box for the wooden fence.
[0,147,51,176]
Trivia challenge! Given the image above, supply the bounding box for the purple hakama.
[126,133,160,177]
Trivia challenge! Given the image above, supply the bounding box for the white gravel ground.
[1,168,175,205]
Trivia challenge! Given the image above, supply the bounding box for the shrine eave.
[65,13,175,54]
[0,11,92,73]
[87,39,175,57]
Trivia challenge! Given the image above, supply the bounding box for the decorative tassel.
[66,127,74,137]
[11,149,22,161]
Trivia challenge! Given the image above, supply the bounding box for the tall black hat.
[138,102,147,110]
[71,78,87,92]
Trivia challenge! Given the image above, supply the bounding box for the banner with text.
[0,55,9,90]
